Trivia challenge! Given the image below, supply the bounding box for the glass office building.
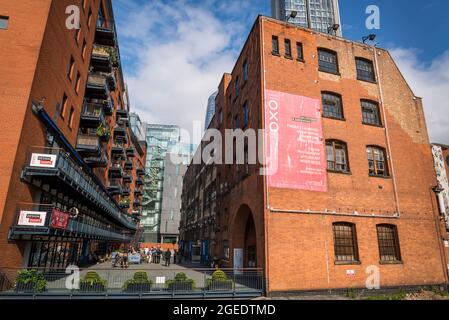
[271,0,342,36]
[141,124,180,243]
[205,91,218,131]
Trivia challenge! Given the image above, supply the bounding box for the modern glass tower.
[271,0,342,36]
[205,91,218,131]
[141,124,181,243]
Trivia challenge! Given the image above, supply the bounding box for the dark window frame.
[243,59,248,81]
[318,48,339,75]
[243,101,249,128]
[356,57,376,83]
[322,92,344,120]
[361,99,382,126]
[0,15,9,30]
[333,222,360,264]
[367,146,389,177]
[377,224,402,263]
[284,39,292,59]
[326,140,350,174]
[67,56,75,81]
[272,36,280,56]
[296,42,304,61]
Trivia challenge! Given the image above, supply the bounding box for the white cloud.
[114,0,246,141]
[389,48,449,145]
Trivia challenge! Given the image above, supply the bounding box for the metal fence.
[0,267,264,299]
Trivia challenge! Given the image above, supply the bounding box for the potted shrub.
[96,124,110,141]
[79,271,107,293]
[206,269,234,291]
[14,269,46,293]
[123,271,152,293]
[167,272,195,292]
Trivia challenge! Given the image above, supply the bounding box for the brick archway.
[231,204,258,268]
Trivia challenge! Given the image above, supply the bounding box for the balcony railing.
[124,160,133,171]
[9,203,133,242]
[95,17,116,47]
[84,148,109,168]
[0,267,264,299]
[86,73,109,100]
[91,45,112,73]
[80,102,105,127]
[22,147,136,230]
[123,173,132,183]
[114,122,127,137]
[76,134,101,155]
[107,179,123,196]
[109,162,124,178]
[126,147,135,157]
[136,167,145,176]
[121,186,131,196]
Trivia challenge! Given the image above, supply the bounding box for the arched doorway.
[232,204,257,268]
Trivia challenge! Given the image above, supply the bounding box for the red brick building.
[0,0,146,275]
[180,16,449,293]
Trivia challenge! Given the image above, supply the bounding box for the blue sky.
[113,0,449,144]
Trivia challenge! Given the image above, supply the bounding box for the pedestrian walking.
[164,249,172,267]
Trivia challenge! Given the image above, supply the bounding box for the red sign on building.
[264,89,327,192]
[50,209,69,230]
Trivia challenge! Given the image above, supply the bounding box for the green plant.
[123,271,152,291]
[120,197,130,205]
[96,124,110,138]
[15,269,47,293]
[364,290,407,301]
[206,269,234,290]
[167,272,195,290]
[80,271,107,287]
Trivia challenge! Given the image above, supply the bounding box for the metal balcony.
[111,141,125,157]
[124,160,133,171]
[80,102,105,127]
[21,148,137,230]
[76,134,101,156]
[86,73,109,100]
[9,203,133,242]
[109,162,123,178]
[121,186,131,196]
[107,73,117,91]
[123,173,132,184]
[107,179,123,196]
[136,177,145,186]
[95,17,116,47]
[84,148,109,168]
[134,188,143,196]
[91,45,112,73]
[126,147,135,158]
[136,167,145,176]
[114,122,126,137]
[133,200,142,208]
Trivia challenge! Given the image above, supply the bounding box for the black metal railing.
[10,203,133,242]
[22,147,136,230]
[0,267,264,299]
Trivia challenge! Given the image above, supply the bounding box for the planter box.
[79,283,106,293]
[123,283,152,293]
[167,281,194,292]
[15,283,44,293]
[206,280,234,291]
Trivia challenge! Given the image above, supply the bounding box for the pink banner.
[264,90,327,192]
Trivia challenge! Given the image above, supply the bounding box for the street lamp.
[327,24,340,35]
[362,34,377,44]
[286,10,298,22]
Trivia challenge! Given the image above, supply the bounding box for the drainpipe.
[260,16,270,296]
[432,186,449,286]
[372,47,402,217]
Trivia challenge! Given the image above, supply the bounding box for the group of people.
[112,250,130,269]
[142,247,181,267]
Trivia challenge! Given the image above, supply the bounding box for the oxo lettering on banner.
[264,89,327,192]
